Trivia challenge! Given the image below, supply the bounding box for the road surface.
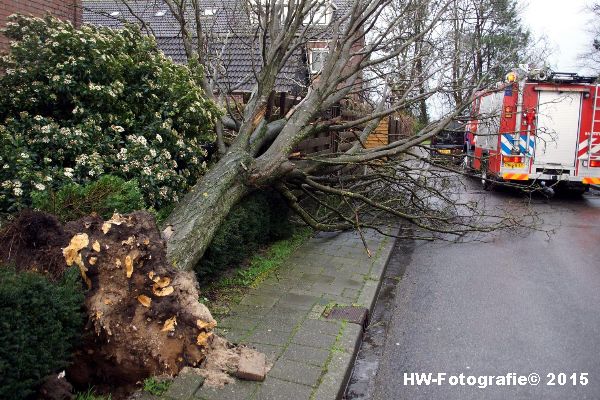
[347,183,600,399]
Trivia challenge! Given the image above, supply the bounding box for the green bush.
[31,175,145,222]
[0,267,84,399]
[0,15,221,214]
[196,191,294,279]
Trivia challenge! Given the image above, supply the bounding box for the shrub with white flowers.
[0,15,221,213]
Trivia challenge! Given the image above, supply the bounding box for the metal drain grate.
[325,305,369,329]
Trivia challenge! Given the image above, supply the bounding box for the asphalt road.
[363,184,600,400]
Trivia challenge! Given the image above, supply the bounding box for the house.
[82,0,403,153]
[83,0,348,100]
[0,0,83,54]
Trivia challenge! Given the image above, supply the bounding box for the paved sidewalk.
[161,228,396,400]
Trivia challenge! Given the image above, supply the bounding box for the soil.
[0,210,70,280]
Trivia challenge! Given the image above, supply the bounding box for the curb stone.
[166,227,399,400]
[314,228,398,400]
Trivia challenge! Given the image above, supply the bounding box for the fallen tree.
[130,0,537,271]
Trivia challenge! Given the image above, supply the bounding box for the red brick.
[235,347,267,382]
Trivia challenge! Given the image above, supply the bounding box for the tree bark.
[164,151,253,271]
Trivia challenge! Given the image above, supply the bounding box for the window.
[309,48,329,74]
[303,1,336,25]
[204,8,216,16]
[247,0,289,25]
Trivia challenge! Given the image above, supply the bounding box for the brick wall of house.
[0,0,82,54]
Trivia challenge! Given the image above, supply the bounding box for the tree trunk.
[164,150,253,271]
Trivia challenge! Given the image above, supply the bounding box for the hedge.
[0,267,84,399]
[196,191,294,279]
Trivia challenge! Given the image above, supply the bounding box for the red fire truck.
[465,70,600,193]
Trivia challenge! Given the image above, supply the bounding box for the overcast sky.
[523,0,594,74]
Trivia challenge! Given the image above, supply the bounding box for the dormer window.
[304,1,336,25]
[247,0,289,25]
[309,47,329,74]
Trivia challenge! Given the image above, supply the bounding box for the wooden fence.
[256,92,412,156]
[294,115,410,155]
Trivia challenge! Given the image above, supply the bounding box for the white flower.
[51,75,60,82]
[75,154,88,165]
[34,183,46,191]
[20,152,29,159]
[13,187,23,196]
[63,168,74,178]
[134,135,147,146]
[88,170,95,177]
[41,125,51,134]
[150,149,157,157]
[111,125,125,133]
[142,167,151,175]
[34,115,43,121]
[155,134,163,143]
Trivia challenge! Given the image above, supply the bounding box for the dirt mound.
[0,210,70,280]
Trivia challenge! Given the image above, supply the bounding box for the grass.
[142,377,171,396]
[74,388,111,400]
[200,227,312,319]
[218,227,311,288]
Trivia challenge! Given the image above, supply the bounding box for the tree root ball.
[0,210,270,396]
[62,211,217,388]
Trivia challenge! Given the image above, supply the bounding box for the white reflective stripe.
[500,134,513,154]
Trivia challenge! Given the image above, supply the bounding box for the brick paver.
[165,228,396,400]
